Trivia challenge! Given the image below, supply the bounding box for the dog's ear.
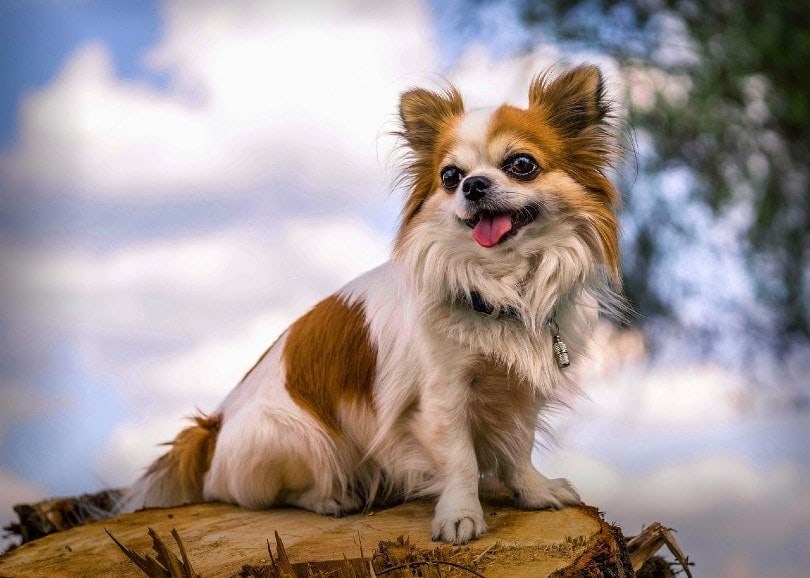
[399,87,464,155]
[529,65,610,137]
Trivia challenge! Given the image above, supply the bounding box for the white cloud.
[0,0,437,200]
[8,216,388,340]
[539,450,803,516]
[629,456,801,516]
[2,44,216,197]
[575,360,753,428]
[138,311,292,403]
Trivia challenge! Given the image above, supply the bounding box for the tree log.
[1,499,677,577]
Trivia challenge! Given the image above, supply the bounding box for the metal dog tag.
[549,317,570,369]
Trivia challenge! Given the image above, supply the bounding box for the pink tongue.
[472,213,513,248]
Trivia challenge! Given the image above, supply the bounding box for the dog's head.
[394,65,621,300]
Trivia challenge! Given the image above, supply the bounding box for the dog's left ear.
[529,65,610,137]
[399,87,464,156]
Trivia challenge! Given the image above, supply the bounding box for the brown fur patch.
[283,295,377,433]
[147,414,221,504]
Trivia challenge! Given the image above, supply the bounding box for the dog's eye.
[440,166,463,190]
[503,154,539,179]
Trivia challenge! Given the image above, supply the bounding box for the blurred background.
[0,0,807,575]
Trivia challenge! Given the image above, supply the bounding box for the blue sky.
[0,0,165,147]
[0,1,808,576]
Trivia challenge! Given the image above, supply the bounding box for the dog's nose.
[462,175,492,201]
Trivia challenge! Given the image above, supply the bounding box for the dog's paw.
[291,492,362,517]
[513,477,581,510]
[431,510,487,544]
[431,500,487,544]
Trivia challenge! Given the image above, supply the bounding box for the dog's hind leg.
[203,404,353,515]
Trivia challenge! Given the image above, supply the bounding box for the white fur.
[125,105,620,544]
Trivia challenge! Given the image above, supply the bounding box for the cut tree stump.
[0,499,684,577]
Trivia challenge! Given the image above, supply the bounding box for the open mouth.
[462,205,540,248]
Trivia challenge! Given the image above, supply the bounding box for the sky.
[0,1,808,576]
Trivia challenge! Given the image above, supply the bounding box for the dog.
[124,64,623,544]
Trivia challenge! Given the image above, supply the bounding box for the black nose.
[462,175,492,201]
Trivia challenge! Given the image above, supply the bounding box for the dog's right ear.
[398,87,464,155]
[528,65,610,138]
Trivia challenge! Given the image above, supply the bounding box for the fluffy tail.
[118,413,222,512]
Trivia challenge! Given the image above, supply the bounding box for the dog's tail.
[117,413,222,513]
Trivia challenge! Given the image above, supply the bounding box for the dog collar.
[465,291,521,320]
[463,293,571,369]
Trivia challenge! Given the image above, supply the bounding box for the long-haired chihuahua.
[124,65,623,544]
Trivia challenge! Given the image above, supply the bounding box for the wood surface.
[0,500,634,577]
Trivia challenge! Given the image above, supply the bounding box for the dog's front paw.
[514,477,581,510]
[431,500,487,543]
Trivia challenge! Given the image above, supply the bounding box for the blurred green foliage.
[517,0,810,347]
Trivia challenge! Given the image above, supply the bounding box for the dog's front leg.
[506,460,581,510]
[502,405,581,510]
[418,376,487,544]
